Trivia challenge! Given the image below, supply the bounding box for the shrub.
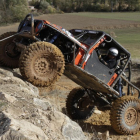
[100,4,110,12]
[36,0,57,14]
[0,0,29,24]
[48,6,56,13]
[135,5,140,11]
[11,5,29,22]
[92,3,102,12]
[39,1,50,10]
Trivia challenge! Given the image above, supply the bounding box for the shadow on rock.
[0,112,11,136]
[76,120,118,135]
[0,92,11,136]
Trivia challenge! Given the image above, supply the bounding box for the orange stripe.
[82,38,105,69]
[43,20,50,24]
[75,48,85,65]
[107,73,118,86]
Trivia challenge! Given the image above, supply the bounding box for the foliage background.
[0,0,140,24]
[0,0,29,24]
[50,0,140,12]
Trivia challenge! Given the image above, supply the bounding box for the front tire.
[66,87,95,120]
[19,42,65,87]
[110,96,140,135]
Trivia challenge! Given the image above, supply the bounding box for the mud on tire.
[0,32,21,68]
[19,42,65,87]
[110,96,140,135]
[66,87,95,120]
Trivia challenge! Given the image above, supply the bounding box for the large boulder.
[0,67,87,140]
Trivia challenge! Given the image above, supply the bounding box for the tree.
[126,0,140,10]
[0,0,29,24]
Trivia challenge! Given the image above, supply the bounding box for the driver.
[99,47,118,69]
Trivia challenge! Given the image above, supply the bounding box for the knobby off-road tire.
[66,87,95,120]
[110,96,140,135]
[0,32,21,68]
[19,42,65,87]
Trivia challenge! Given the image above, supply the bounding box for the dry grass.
[0,12,140,34]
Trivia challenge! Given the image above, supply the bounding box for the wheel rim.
[74,96,93,111]
[34,57,50,75]
[33,54,57,78]
[5,42,19,58]
[125,107,138,126]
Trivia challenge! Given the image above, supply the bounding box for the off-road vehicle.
[0,14,140,135]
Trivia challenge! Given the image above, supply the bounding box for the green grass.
[68,12,140,59]
[69,12,140,21]
[104,28,140,59]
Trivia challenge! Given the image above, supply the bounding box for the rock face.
[0,67,87,140]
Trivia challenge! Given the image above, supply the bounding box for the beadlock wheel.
[66,87,95,120]
[125,107,137,126]
[110,96,140,135]
[19,42,65,87]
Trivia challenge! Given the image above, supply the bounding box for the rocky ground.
[0,67,88,140]
[1,65,140,140]
[38,66,140,140]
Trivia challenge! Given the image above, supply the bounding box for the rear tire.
[19,42,65,87]
[0,32,21,68]
[110,96,140,135]
[66,87,95,120]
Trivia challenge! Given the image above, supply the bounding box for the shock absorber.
[118,78,122,97]
[49,32,60,43]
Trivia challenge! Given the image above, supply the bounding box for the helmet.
[108,47,118,57]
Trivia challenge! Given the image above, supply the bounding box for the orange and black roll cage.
[16,14,140,97]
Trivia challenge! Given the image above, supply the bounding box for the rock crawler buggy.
[0,14,140,135]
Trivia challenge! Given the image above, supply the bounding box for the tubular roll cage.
[3,14,140,98]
